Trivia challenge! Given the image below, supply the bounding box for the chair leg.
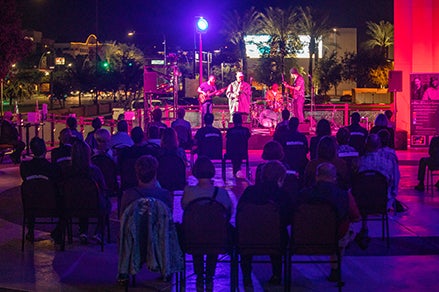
[386,213,390,248]
[68,218,73,244]
[106,215,111,243]
[230,248,238,292]
[284,251,291,292]
[222,158,226,182]
[21,216,26,252]
[101,216,105,252]
[337,252,343,291]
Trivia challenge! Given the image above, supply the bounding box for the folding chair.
[351,170,390,247]
[21,177,64,251]
[286,202,343,291]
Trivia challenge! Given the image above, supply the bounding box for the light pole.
[196,17,208,86]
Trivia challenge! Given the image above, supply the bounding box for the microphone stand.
[308,74,315,134]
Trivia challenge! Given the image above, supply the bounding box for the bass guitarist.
[197,75,225,126]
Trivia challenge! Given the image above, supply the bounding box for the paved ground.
[0,146,438,291]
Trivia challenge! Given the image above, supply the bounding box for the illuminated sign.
[244,34,323,59]
[151,60,165,65]
[55,57,65,65]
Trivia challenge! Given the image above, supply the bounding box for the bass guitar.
[198,87,226,104]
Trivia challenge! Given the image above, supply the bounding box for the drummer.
[265,83,283,112]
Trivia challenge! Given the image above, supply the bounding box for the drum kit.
[251,96,294,128]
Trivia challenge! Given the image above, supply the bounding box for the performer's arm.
[197,85,205,96]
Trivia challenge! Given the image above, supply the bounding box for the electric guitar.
[198,87,226,104]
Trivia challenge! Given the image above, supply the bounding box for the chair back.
[21,177,59,218]
[61,176,104,217]
[292,202,338,255]
[181,197,230,254]
[120,157,138,191]
[351,170,388,215]
[349,132,366,155]
[92,154,119,193]
[198,132,223,160]
[283,141,308,173]
[236,201,284,255]
[157,153,186,191]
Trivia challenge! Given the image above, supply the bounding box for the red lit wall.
[394,0,439,134]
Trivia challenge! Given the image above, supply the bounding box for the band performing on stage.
[197,68,306,129]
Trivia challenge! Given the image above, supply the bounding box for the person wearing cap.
[226,71,252,122]
[283,68,305,122]
[422,76,439,100]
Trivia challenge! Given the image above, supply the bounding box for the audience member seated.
[20,137,62,243]
[384,110,396,131]
[275,109,290,130]
[238,160,291,288]
[92,128,113,160]
[171,107,193,150]
[147,108,167,135]
[304,136,350,190]
[64,140,110,244]
[298,162,360,282]
[66,116,84,141]
[159,127,188,165]
[51,128,73,166]
[181,156,232,287]
[370,113,395,148]
[309,118,331,160]
[276,117,309,178]
[356,134,399,244]
[118,127,160,190]
[225,113,251,178]
[336,127,357,155]
[192,113,222,159]
[120,155,172,214]
[254,140,286,184]
[0,111,25,163]
[347,112,368,155]
[110,120,134,150]
[414,136,439,191]
[85,117,102,153]
[146,125,162,146]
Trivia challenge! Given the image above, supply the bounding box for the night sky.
[17,0,393,50]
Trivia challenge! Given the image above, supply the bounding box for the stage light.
[196,17,208,33]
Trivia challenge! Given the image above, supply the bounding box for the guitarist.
[198,75,221,125]
[283,68,305,122]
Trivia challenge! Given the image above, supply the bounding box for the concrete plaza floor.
[0,147,438,291]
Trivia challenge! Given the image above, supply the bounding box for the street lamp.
[196,17,208,86]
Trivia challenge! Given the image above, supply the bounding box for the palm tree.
[295,6,332,82]
[364,20,394,60]
[222,7,262,79]
[259,6,298,78]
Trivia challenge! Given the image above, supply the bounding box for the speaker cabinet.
[389,70,403,92]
